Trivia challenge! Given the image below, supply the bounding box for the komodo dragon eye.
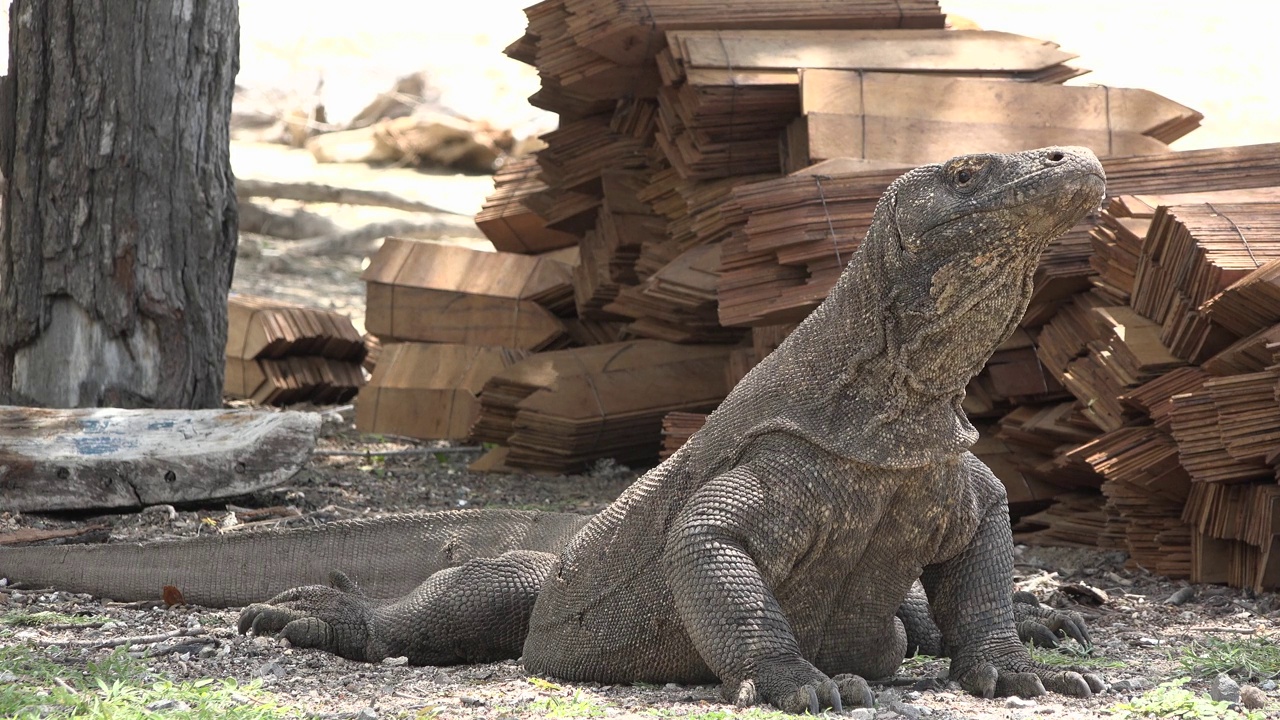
[956,169,973,184]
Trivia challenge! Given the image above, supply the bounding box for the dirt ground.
[2,417,1278,719]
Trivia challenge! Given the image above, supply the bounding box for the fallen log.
[0,406,321,512]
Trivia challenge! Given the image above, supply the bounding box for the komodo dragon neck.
[704,148,1105,469]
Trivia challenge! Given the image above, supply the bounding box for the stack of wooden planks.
[362,238,577,351]
[1008,191,1280,591]
[470,341,733,472]
[661,411,710,459]
[355,344,530,440]
[362,0,1280,590]
[224,295,366,406]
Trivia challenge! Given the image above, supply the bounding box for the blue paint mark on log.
[79,419,111,433]
[72,435,122,456]
[147,420,177,431]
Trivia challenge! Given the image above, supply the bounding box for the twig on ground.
[313,447,482,457]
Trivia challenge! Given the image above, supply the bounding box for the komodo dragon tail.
[0,509,591,608]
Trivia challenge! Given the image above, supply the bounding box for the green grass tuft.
[528,689,610,718]
[1109,678,1265,720]
[0,645,299,719]
[1175,636,1280,682]
[1028,644,1127,669]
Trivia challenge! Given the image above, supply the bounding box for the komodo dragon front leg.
[899,585,1090,657]
[919,458,1105,698]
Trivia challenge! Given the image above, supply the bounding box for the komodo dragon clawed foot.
[899,585,1093,656]
[239,571,383,663]
[729,670,873,715]
[949,648,1106,700]
[1012,591,1091,649]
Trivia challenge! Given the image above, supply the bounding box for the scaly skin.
[238,147,1109,713]
[2,147,1108,715]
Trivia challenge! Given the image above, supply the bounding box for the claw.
[818,678,842,714]
[832,674,874,709]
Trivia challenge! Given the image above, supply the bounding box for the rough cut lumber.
[666,29,1078,82]
[227,295,365,362]
[1013,492,1118,550]
[1131,203,1280,362]
[792,112,1168,169]
[993,402,1101,491]
[562,0,945,66]
[1071,426,1192,578]
[355,343,530,440]
[1183,482,1280,591]
[471,340,733,472]
[661,411,709,459]
[715,144,1280,328]
[224,295,367,406]
[0,406,320,512]
[656,29,1084,180]
[476,156,580,253]
[972,424,1067,509]
[799,71,1202,145]
[363,238,576,350]
[225,357,366,407]
[1060,306,1185,432]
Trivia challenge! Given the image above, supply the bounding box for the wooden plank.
[672,30,1077,74]
[0,406,319,512]
[799,71,1201,145]
[801,113,1168,166]
[355,343,529,440]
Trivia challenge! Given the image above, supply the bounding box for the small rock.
[460,696,485,707]
[891,701,929,718]
[911,677,944,692]
[1005,697,1037,709]
[1164,587,1197,605]
[1209,674,1240,703]
[1259,679,1277,691]
[381,656,409,667]
[663,682,681,690]
[0,671,16,683]
[845,709,875,720]
[1179,611,1196,623]
[875,711,901,720]
[252,660,286,680]
[1110,678,1149,692]
[1239,685,1267,710]
[355,708,378,720]
[145,699,190,712]
[1135,637,1162,647]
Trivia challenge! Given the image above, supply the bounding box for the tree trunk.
[0,0,239,408]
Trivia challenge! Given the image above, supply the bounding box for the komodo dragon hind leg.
[239,549,557,665]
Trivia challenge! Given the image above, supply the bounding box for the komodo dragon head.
[731,146,1105,469]
[867,145,1107,387]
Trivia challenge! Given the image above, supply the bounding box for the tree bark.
[0,0,239,408]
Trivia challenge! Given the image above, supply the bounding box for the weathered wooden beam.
[0,406,320,512]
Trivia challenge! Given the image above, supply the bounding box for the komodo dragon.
[0,146,1107,714]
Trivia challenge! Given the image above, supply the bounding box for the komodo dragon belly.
[522,450,988,684]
